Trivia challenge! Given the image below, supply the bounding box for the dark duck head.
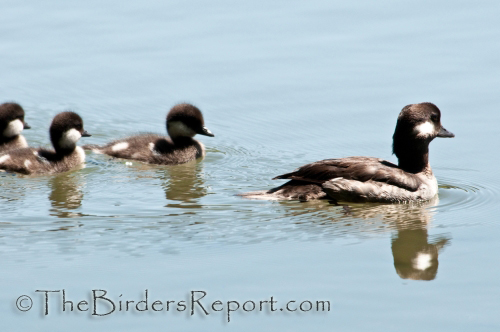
[166,103,214,140]
[0,102,31,140]
[50,112,91,154]
[393,102,454,173]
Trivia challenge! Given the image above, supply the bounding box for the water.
[2,0,500,330]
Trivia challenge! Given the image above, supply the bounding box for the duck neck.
[170,135,194,144]
[0,134,18,143]
[56,147,76,156]
[52,140,76,156]
[393,138,431,174]
[397,150,429,173]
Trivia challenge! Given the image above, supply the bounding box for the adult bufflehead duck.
[0,102,31,153]
[86,103,214,165]
[240,102,454,203]
[0,112,91,175]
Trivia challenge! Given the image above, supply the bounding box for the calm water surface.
[1,0,500,331]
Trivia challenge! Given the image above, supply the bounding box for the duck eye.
[431,114,438,122]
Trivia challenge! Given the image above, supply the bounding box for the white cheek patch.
[0,154,11,164]
[59,129,82,148]
[168,121,196,138]
[3,119,24,137]
[111,142,129,152]
[413,252,432,271]
[414,121,435,138]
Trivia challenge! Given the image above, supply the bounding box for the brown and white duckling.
[0,111,91,175]
[86,103,214,165]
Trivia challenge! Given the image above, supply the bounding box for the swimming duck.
[0,112,91,175]
[240,102,454,203]
[86,103,214,165]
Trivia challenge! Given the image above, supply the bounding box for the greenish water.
[2,0,500,331]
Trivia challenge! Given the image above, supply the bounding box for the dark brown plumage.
[239,102,454,203]
[86,103,214,165]
[95,134,205,165]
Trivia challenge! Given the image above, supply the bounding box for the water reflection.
[156,161,207,209]
[343,197,451,281]
[0,173,26,203]
[392,228,449,281]
[5,161,452,276]
[116,160,208,209]
[48,171,85,218]
[279,196,451,281]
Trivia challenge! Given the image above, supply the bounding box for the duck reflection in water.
[49,170,85,218]
[279,195,450,281]
[111,160,207,209]
[156,161,207,209]
[346,196,450,281]
[347,196,451,280]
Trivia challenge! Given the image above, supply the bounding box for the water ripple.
[436,174,500,220]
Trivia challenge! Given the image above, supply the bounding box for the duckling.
[0,112,91,175]
[86,103,214,165]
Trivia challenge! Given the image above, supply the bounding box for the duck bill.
[437,126,454,138]
[82,130,92,137]
[24,122,31,129]
[198,126,214,137]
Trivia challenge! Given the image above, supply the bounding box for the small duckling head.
[166,103,214,139]
[50,111,91,153]
[0,102,31,138]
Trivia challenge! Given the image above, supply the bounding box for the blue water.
[1,0,500,331]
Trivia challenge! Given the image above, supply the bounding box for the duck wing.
[273,157,421,192]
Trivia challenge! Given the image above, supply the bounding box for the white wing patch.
[24,159,32,168]
[111,142,129,152]
[3,119,24,137]
[0,154,11,164]
[414,121,435,138]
